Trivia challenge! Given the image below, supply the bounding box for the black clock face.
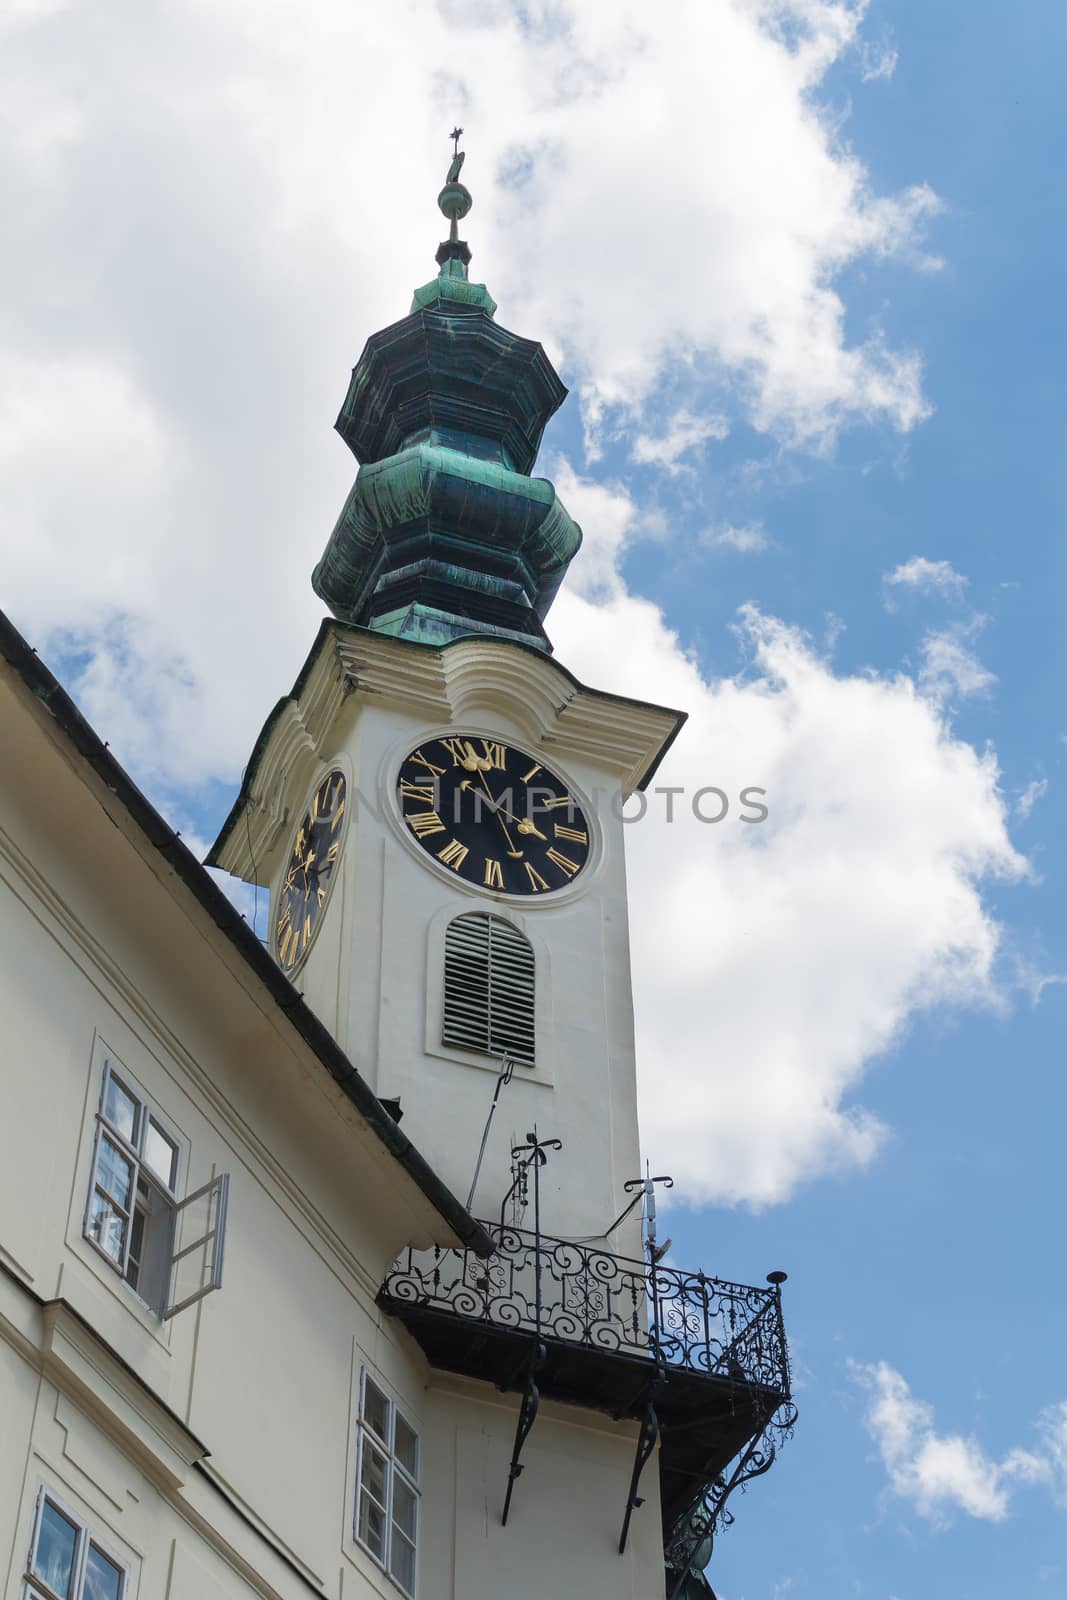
[396,735,591,896]
[274,769,347,972]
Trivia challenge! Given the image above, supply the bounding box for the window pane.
[125,1205,146,1290]
[356,1442,388,1560]
[390,1531,416,1595]
[143,1119,177,1189]
[33,1500,78,1598]
[363,1378,390,1445]
[392,1476,417,1540]
[95,1137,133,1209]
[88,1191,128,1264]
[394,1414,419,1481]
[360,1438,388,1507]
[84,1544,124,1600]
[103,1074,138,1144]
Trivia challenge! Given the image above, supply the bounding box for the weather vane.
[447,125,465,185]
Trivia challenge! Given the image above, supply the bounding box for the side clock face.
[274,769,347,972]
[396,735,591,896]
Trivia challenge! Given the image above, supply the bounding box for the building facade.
[0,145,793,1600]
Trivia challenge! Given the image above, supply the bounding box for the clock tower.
[207,141,684,1244]
[204,139,793,1598]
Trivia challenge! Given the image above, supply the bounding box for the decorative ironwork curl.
[663,1397,798,1595]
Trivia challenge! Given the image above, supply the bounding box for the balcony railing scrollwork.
[381,1223,790,1392]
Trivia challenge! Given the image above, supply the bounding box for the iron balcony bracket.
[501,1342,546,1526]
[618,1388,661,1555]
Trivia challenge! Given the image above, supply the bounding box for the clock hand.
[469,771,525,859]
[459,740,492,773]
[460,781,547,841]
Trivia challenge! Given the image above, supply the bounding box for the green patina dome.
[311,145,581,653]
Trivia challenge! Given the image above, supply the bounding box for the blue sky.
[3,1,1066,1595]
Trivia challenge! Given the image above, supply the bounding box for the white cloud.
[702,522,771,554]
[631,410,730,473]
[1016,777,1048,819]
[553,467,1025,1207]
[860,41,899,83]
[852,1361,1065,1525]
[919,619,996,703]
[883,557,969,605]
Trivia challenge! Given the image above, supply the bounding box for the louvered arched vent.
[443,913,536,1066]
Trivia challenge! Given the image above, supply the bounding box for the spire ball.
[438,180,472,223]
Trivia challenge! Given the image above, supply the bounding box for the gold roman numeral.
[437,839,469,871]
[441,737,470,766]
[481,740,507,769]
[545,847,580,878]
[279,925,295,966]
[302,914,312,949]
[521,762,542,783]
[541,795,575,810]
[484,858,504,889]
[327,841,340,862]
[554,823,587,843]
[409,748,445,777]
[408,810,446,839]
[400,779,436,805]
[524,862,549,892]
[330,798,345,830]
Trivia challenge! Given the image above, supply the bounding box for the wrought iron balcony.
[378,1220,795,1593]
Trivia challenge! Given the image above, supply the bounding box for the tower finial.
[437,127,473,269]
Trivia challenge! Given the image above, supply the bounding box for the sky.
[3,0,1066,1594]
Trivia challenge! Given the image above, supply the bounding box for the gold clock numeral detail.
[524,862,550,893]
[329,798,345,830]
[327,841,340,862]
[279,925,295,966]
[541,795,575,811]
[441,737,470,766]
[521,762,542,784]
[302,914,312,950]
[484,858,504,889]
[481,740,507,769]
[554,823,587,844]
[400,779,436,805]
[437,839,469,871]
[408,810,446,839]
[410,748,446,778]
[545,847,580,878]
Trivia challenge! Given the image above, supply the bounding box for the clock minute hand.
[467,772,525,859]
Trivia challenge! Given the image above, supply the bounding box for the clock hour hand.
[460,781,547,841]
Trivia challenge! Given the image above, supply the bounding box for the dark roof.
[0,609,493,1260]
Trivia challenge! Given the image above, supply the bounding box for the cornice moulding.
[212,624,685,882]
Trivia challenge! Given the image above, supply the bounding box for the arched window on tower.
[442,913,536,1066]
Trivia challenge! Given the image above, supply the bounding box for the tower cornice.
[207,622,687,881]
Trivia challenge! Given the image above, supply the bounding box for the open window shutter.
[164,1172,229,1319]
